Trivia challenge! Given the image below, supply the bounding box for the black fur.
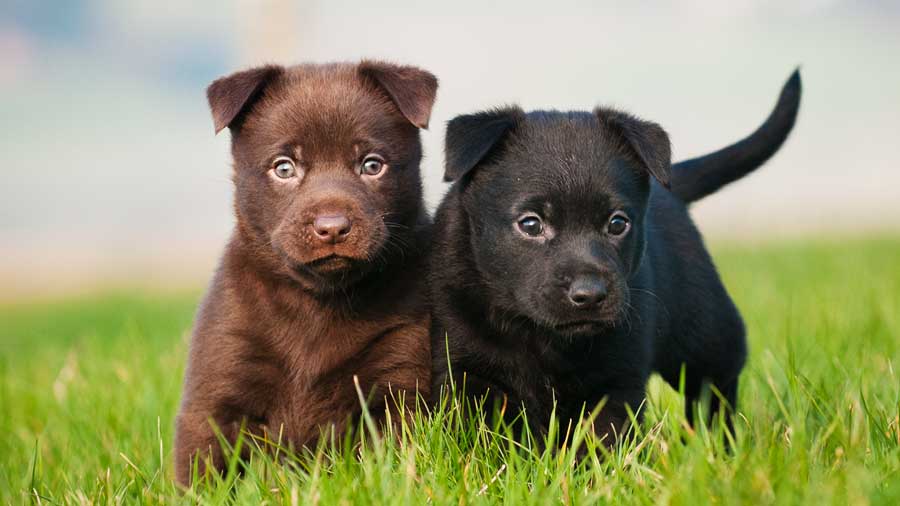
[429,71,802,442]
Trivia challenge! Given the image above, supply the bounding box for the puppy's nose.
[312,214,352,244]
[567,276,607,308]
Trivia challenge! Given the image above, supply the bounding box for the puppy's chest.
[266,311,401,379]
[505,346,599,410]
[265,372,364,446]
[260,309,427,436]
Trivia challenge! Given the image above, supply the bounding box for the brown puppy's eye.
[517,215,544,237]
[360,155,385,177]
[607,212,630,236]
[272,158,296,179]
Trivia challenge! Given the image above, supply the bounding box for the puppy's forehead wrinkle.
[485,116,649,216]
[240,65,408,161]
[517,111,647,172]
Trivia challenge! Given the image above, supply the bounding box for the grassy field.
[1,238,898,505]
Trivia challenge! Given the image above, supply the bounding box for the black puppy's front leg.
[684,374,739,433]
[657,310,746,435]
[587,387,646,448]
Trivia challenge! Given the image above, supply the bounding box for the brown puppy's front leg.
[174,411,230,487]
[360,320,432,439]
[174,410,266,487]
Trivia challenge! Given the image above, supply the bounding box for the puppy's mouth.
[296,254,362,276]
[552,319,611,336]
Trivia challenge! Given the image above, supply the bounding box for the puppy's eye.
[517,215,544,237]
[272,158,296,179]
[360,155,386,177]
[607,212,631,236]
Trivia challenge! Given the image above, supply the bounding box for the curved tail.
[670,69,802,203]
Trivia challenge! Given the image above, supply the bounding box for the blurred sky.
[1,0,899,295]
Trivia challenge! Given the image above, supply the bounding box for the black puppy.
[430,71,801,441]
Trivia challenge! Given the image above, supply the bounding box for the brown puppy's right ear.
[207,65,284,134]
[444,106,524,182]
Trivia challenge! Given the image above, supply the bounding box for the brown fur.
[174,61,437,486]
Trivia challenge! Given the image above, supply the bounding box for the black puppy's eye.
[360,155,386,177]
[607,212,631,236]
[517,215,544,237]
[272,158,296,179]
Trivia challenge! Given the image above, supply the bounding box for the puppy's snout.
[312,214,352,244]
[566,276,607,308]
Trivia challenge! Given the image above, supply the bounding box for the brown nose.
[312,214,352,243]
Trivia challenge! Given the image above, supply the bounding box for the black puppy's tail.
[670,69,802,203]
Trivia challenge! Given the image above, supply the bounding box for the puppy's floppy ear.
[596,108,672,188]
[359,60,438,129]
[207,65,284,134]
[444,106,523,182]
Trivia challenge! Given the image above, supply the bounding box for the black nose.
[312,214,352,244]
[567,276,607,308]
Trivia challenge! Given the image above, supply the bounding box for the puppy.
[175,61,437,485]
[430,71,801,441]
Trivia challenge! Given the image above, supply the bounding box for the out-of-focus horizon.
[2,0,899,297]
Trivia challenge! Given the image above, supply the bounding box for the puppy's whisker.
[629,287,671,320]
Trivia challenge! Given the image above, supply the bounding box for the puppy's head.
[444,107,670,338]
[208,61,437,293]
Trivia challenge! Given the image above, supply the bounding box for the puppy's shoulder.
[194,250,258,333]
[181,258,283,407]
[428,188,469,270]
[645,184,698,244]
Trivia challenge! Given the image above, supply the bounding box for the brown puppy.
[174,61,437,486]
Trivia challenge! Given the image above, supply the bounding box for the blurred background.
[2,0,898,299]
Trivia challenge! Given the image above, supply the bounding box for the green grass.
[1,237,899,505]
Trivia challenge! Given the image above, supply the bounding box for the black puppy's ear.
[207,65,284,134]
[444,106,523,182]
[596,108,672,188]
[359,60,438,129]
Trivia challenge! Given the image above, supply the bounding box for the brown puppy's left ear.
[359,60,438,129]
[207,65,284,134]
[596,108,672,188]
